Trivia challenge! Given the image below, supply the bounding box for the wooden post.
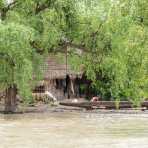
[66,45,68,75]
[70,79,75,95]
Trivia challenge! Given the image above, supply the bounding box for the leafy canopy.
[69,0,148,106]
[0,0,147,105]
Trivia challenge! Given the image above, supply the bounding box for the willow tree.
[0,0,79,112]
[0,23,40,112]
[69,0,148,106]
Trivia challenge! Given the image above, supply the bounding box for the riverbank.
[0,104,148,115]
[0,100,148,114]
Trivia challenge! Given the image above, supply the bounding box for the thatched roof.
[42,56,82,80]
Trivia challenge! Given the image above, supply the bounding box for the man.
[64,75,71,99]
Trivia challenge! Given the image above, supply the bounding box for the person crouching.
[90,96,101,102]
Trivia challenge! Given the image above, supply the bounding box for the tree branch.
[7,1,17,9]
[35,3,49,14]
[58,39,89,52]
[30,41,45,54]
[1,1,17,20]
[30,23,103,55]
[60,23,103,53]
[67,42,89,52]
[35,0,54,14]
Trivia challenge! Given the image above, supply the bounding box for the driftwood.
[60,101,148,110]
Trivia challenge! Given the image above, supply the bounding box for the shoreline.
[0,103,148,115]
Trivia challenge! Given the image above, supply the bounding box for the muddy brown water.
[0,109,148,148]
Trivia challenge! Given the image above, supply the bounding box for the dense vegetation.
[0,0,79,111]
[69,0,148,106]
[0,0,147,111]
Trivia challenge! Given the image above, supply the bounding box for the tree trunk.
[5,85,17,113]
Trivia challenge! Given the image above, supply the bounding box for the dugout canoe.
[59,101,148,110]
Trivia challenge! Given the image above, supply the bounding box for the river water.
[0,110,148,148]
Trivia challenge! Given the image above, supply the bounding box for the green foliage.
[71,0,148,106]
[0,0,80,103]
[0,22,42,100]
[0,0,147,106]
[67,50,83,72]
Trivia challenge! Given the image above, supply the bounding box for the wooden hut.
[33,55,82,100]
